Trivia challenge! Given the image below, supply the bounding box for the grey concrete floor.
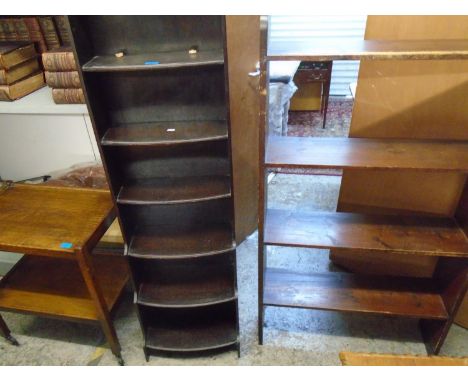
[0,174,467,365]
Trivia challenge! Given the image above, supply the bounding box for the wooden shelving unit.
[258,16,468,354]
[68,16,239,360]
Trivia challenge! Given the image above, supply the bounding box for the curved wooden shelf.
[82,50,224,72]
[265,137,468,172]
[136,254,236,308]
[267,39,468,61]
[264,268,448,320]
[117,176,231,205]
[127,222,235,259]
[101,121,228,146]
[143,303,238,352]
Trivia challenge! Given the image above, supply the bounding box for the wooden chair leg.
[0,314,19,346]
[76,247,124,365]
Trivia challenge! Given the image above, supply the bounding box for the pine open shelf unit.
[68,16,239,360]
[258,16,468,355]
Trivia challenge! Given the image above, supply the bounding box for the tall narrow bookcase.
[68,16,239,360]
[258,16,468,354]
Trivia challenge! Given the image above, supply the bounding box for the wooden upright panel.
[333,16,468,277]
[226,16,260,243]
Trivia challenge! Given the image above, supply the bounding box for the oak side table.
[0,184,128,365]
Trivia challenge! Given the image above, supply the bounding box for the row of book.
[0,42,84,103]
[0,16,70,53]
[43,48,85,104]
[0,42,44,101]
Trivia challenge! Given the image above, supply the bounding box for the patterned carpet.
[275,97,353,176]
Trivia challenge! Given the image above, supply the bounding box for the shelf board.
[137,262,236,308]
[101,120,228,146]
[127,222,235,259]
[265,137,468,172]
[267,39,468,61]
[82,50,224,72]
[264,268,448,320]
[0,87,88,115]
[117,176,231,205]
[144,305,238,352]
[0,255,129,322]
[265,209,468,257]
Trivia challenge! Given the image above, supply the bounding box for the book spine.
[38,16,61,50]
[0,20,7,41]
[23,17,48,53]
[0,88,12,101]
[13,18,30,41]
[52,88,85,104]
[0,18,18,41]
[53,16,71,47]
[45,71,82,88]
[42,51,77,71]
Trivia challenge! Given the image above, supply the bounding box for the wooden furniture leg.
[420,258,468,354]
[76,246,124,365]
[0,314,19,346]
[321,61,332,129]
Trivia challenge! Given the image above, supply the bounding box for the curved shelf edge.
[144,339,239,353]
[136,294,238,309]
[117,192,232,206]
[101,134,228,147]
[126,244,236,260]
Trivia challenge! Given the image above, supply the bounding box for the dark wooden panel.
[265,209,468,257]
[0,255,128,322]
[103,141,230,197]
[265,137,468,172]
[264,268,448,320]
[85,67,226,126]
[117,175,231,205]
[83,50,224,72]
[76,16,224,56]
[135,255,236,307]
[101,120,228,146]
[142,303,238,352]
[267,39,468,61]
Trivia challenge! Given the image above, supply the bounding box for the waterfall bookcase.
[258,16,468,354]
[68,16,240,360]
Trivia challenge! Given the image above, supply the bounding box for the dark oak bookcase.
[258,16,468,354]
[68,16,239,360]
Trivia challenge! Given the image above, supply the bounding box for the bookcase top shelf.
[265,137,468,172]
[101,121,228,146]
[267,39,468,61]
[265,209,468,257]
[82,50,224,72]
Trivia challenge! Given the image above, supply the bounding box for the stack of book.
[0,16,70,53]
[43,48,85,104]
[0,42,44,101]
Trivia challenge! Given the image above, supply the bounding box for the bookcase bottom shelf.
[0,255,129,322]
[142,303,238,352]
[263,268,448,320]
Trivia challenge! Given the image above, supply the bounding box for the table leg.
[0,314,19,346]
[322,62,333,129]
[76,247,124,366]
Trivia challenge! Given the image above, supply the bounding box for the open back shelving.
[258,16,468,355]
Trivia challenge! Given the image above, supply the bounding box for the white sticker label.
[167,128,176,132]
